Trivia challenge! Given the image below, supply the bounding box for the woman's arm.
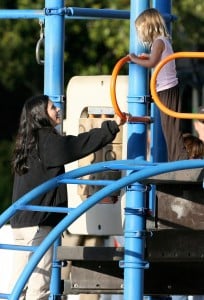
[41,120,122,167]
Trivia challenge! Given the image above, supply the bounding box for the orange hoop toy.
[110,56,151,123]
[150,52,204,120]
[110,56,129,121]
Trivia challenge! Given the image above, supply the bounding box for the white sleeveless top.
[152,36,178,92]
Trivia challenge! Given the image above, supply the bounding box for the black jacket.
[10,120,120,228]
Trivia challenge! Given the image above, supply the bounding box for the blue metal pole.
[149,0,171,217]
[152,0,172,31]
[150,102,167,163]
[150,0,172,163]
[124,1,149,300]
[44,0,65,111]
[44,0,65,296]
[151,4,171,300]
[65,7,130,19]
[0,10,43,19]
[128,0,149,161]
[49,237,62,299]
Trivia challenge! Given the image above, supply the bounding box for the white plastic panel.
[63,75,128,235]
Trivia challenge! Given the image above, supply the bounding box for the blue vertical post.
[152,0,172,31]
[44,0,65,111]
[44,0,65,297]
[149,0,171,216]
[150,0,172,163]
[123,1,149,300]
[49,237,62,299]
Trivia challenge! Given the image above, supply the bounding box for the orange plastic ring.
[110,56,130,121]
[150,52,204,120]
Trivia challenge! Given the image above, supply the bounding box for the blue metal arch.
[1,159,204,299]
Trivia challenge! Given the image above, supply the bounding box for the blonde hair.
[135,8,170,47]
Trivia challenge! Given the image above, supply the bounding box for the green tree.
[0,1,44,93]
[172,1,204,51]
[0,0,203,96]
[64,0,130,77]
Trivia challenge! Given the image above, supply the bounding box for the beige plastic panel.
[63,75,128,235]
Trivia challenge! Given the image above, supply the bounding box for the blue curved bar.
[2,159,203,299]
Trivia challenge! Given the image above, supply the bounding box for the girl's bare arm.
[127,39,164,68]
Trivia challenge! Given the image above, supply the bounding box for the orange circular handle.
[110,56,130,120]
[110,55,149,121]
[150,52,204,119]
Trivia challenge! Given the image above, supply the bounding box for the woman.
[9,94,126,299]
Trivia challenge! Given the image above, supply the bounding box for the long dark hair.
[12,95,53,175]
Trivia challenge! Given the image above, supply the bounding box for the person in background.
[127,8,188,162]
[193,106,204,142]
[183,133,204,159]
[9,94,126,299]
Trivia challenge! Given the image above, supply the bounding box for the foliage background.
[0,0,203,212]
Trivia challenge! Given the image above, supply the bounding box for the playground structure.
[0,1,204,299]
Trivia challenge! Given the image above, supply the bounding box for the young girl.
[127,8,188,161]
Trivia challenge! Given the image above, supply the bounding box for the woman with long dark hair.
[9,94,126,299]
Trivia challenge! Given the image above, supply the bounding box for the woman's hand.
[114,113,131,126]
